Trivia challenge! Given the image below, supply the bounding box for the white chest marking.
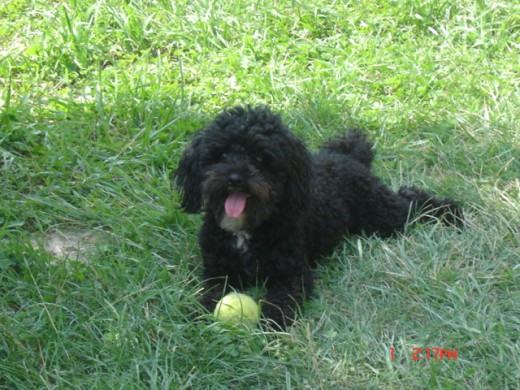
[234,231,252,252]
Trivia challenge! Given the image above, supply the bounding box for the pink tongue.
[225,193,247,219]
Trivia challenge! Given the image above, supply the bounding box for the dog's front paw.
[260,301,296,330]
[199,289,221,314]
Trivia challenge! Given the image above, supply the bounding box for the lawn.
[1,0,519,388]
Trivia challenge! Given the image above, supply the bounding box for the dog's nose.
[227,172,243,186]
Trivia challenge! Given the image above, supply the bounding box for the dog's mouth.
[224,192,248,219]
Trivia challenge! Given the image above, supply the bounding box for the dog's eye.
[255,153,274,165]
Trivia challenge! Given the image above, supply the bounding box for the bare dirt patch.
[31,229,103,263]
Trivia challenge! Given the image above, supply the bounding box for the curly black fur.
[174,106,464,328]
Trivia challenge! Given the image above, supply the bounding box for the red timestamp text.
[389,347,458,361]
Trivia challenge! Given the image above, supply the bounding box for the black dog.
[174,106,463,328]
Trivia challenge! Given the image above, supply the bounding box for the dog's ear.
[283,134,313,214]
[173,136,204,213]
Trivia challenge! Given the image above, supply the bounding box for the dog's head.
[174,106,312,232]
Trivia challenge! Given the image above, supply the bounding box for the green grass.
[1,0,519,388]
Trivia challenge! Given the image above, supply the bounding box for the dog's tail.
[321,129,374,167]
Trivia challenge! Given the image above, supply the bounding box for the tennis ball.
[213,293,260,325]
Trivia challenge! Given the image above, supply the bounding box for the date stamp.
[390,347,458,361]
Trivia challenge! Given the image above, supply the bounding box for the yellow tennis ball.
[213,293,260,325]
